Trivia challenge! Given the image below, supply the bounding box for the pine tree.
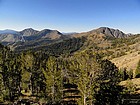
[69,51,101,105]
[42,56,62,104]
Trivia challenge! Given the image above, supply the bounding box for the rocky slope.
[92,27,128,38]
[71,27,129,38]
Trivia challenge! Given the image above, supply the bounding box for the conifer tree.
[42,56,62,104]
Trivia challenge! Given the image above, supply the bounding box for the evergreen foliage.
[0,44,121,104]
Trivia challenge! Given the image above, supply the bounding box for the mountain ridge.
[0,28,65,44]
[0,27,136,50]
[71,27,130,38]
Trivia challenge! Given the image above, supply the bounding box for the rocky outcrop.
[93,27,127,38]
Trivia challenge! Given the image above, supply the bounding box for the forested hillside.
[0,43,124,104]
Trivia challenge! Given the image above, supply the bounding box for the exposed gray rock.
[94,27,127,38]
[20,28,39,36]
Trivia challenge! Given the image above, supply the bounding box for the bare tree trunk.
[52,75,55,104]
[84,94,86,105]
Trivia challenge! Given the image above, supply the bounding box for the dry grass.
[119,78,140,93]
[111,51,140,70]
[119,78,140,86]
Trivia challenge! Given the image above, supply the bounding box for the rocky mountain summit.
[20,28,39,36]
[72,27,129,38]
[92,27,128,38]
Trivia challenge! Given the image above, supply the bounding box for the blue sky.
[0,0,140,33]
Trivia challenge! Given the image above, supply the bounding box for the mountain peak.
[20,28,39,36]
[71,27,128,38]
[38,29,63,39]
[93,27,126,38]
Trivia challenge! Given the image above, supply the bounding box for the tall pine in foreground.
[65,50,121,105]
[42,56,62,104]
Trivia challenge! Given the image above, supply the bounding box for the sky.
[0,0,140,33]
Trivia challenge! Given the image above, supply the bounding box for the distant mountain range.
[0,28,67,45]
[0,27,130,42]
[0,27,134,50]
